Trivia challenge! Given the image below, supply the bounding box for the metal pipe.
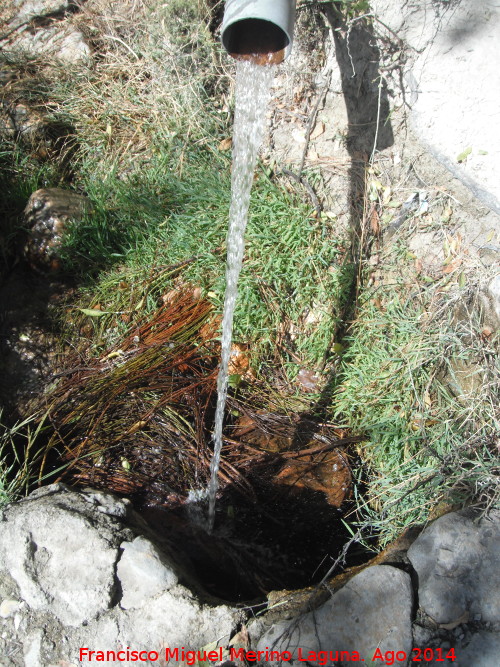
[221,0,296,65]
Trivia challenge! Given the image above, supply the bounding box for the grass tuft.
[334,283,499,543]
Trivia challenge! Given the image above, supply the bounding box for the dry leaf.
[310,121,325,140]
[442,257,462,274]
[439,611,469,630]
[218,137,232,151]
[297,368,320,391]
[228,343,250,376]
[450,233,461,254]
[79,308,108,317]
[104,349,124,361]
[126,420,148,436]
[229,625,250,650]
[370,208,380,235]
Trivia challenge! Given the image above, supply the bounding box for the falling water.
[207,60,274,531]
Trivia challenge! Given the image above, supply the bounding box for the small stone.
[0,599,21,618]
[412,623,433,646]
[23,630,43,667]
[23,188,90,272]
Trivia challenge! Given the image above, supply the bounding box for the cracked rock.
[257,565,413,665]
[0,485,241,665]
[0,485,123,627]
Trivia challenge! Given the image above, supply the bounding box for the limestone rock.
[457,631,500,667]
[371,0,500,215]
[117,536,179,609]
[0,485,241,664]
[0,102,46,141]
[10,1,71,23]
[407,510,500,625]
[1,1,90,64]
[23,629,44,667]
[483,274,500,330]
[8,25,90,64]
[0,484,125,626]
[23,187,90,271]
[257,565,413,665]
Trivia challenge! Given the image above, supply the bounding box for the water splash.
[207,60,274,531]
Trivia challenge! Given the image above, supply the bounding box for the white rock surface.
[2,0,90,64]
[11,1,70,21]
[0,486,121,626]
[0,485,241,665]
[485,273,500,328]
[8,25,90,63]
[371,0,500,214]
[117,536,178,609]
[456,631,500,667]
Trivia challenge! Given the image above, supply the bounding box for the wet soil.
[0,262,71,419]
[139,462,374,604]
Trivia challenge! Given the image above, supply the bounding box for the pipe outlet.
[222,0,297,65]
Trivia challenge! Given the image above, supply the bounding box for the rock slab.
[258,565,413,665]
[371,0,500,214]
[408,510,500,625]
[1,0,90,63]
[117,535,178,610]
[0,484,122,626]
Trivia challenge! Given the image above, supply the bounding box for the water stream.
[207,60,274,531]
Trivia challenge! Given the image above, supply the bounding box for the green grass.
[1,0,497,552]
[0,413,49,507]
[61,140,352,373]
[0,0,353,378]
[333,284,499,543]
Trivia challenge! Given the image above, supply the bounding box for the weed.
[60,134,351,376]
[298,1,371,19]
[0,412,49,507]
[334,282,499,543]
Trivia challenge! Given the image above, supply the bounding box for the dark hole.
[223,19,288,57]
[138,472,377,604]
